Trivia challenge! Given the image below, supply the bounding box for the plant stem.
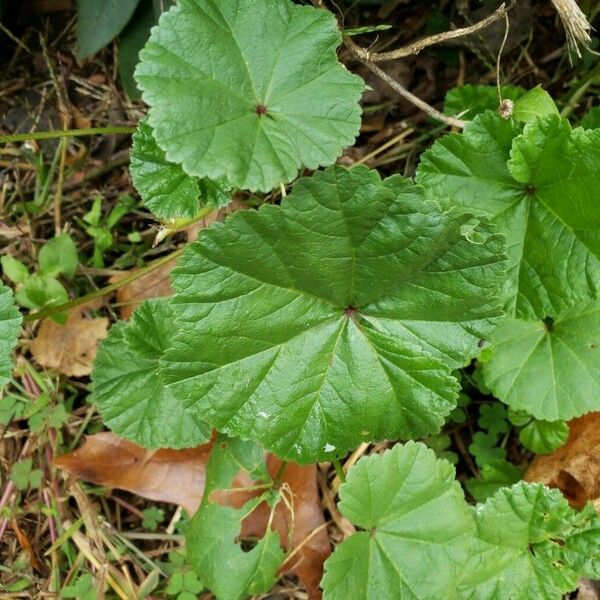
[333,459,346,484]
[0,126,136,144]
[23,248,183,323]
[273,461,288,487]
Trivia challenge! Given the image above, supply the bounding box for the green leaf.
[508,117,600,261]
[186,437,283,600]
[92,298,210,448]
[10,458,42,491]
[444,84,526,119]
[511,86,559,123]
[459,482,600,599]
[135,0,364,192]
[343,23,392,36]
[519,418,569,454]
[0,284,22,389]
[160,166,507,463]
[38,233,78,278]
[0,395,24,426]
[61,573,97,600]
[469,431,506,467]
[118,0,155,99]
[477,403,509,437]
[1,256,29,285]
[417,112,600,320]
[321,442,475,600]
[581,106,600,130]
[130,120,230,219]
[465,459,524,502]
[14,275,68,323]
[142,507,164,530]
[130,119,201,219]
[76,0,141,59]
[479,300,600,421]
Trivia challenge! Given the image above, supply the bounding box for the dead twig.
[349,2,513,63]
[346,37,467,128]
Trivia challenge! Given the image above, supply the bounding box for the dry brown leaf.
[111,203,242,319]
[55,432,212,514]
[56,432,330,598]
[525,413,600,508]
[110,258,176,320]
[30,305,108,376]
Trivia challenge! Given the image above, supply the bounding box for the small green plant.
[60,573,97,600]
[2,0,600,598]
[164,550,204,600]
[10,458,42,491]
[141,507,165,530]
[78,194,138,267]
[1,233,77,323]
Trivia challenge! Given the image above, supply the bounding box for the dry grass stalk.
[550,0,593,58]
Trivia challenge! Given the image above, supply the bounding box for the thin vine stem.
[23,248,183,323]
[0,127,136,144]
[273,461,289,488]
[333,459,347,484]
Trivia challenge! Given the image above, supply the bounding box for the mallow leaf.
[130,119,229,219]
[134,0,364,192]
[581,106,600,130]
[459,482,600,599]
[92,298,210,448]
[0,283,21,389]
[519,418,569,454]
[444,84,526,119]
[465,459,524,503]
[417,112,600,320]
[160,165,506,462]
[187,436,283,600]
[321,442,475,600]
[508,118,600,260]
[478,300,600,421]
[511,86,558,124]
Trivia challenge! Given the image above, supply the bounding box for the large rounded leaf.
[92,298,210,448]
[479,300,600,421]
[322,442,474,600]
[134,0,364,192]
[0,283,21,388]
[459,482,600,599]
[160,166,506,462]
[417,113,600,320]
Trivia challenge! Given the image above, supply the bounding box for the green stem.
[23,248,183,323]
[273,461,288,487]
[0,126,136,144]
[333,459,346,484]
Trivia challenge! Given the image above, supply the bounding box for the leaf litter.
[56,432,330,598]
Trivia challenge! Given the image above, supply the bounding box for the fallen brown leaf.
[56,433,330,598]
[525,413,600,508]
[111,204,240,319]
[55,433,212,514]
[30,305,108,377]
[110,258,176,320]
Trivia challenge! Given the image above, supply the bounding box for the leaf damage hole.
[542,317,555,332]
[255,104,268,116]
[344,306,358,318]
